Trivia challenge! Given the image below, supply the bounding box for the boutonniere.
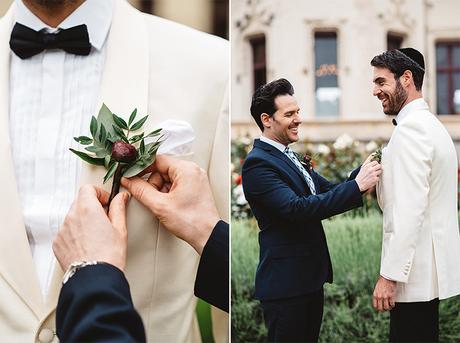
[71,104,164,205]
[295,152,314,172]
[371,147,383,163]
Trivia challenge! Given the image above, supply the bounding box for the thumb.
[364,153,374,166]
[108,192,129,233]
[121,176,166,212]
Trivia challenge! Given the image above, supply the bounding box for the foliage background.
[232,214,460,343]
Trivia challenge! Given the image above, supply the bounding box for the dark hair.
[370,49,424,91]
[250,78,294,131]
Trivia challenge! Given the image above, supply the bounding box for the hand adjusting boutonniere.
[71,104,164,206]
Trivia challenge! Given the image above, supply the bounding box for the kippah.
[397,48,425,71]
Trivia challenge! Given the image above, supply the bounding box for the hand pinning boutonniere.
[71,104,164,206]
[295,152,314,172]
[371,147,383,163]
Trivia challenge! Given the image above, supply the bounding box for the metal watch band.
[62,260,99,285]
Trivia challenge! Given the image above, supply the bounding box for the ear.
[260,113,271,129]
[401,70,413,87]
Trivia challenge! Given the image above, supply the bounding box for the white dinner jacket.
[377,98,460,303]
[0,1,229,342]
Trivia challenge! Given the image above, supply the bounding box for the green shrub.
[231,213,460,342]
[231,220,267,342]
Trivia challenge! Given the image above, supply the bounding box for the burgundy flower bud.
[111,141,138,163]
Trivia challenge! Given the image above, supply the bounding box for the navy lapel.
[254,139,310,191]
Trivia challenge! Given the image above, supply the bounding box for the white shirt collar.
[260,135,288,153]
[395,98,429,125]
[14,0,113,50]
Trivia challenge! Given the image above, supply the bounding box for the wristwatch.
[62,260,99,284]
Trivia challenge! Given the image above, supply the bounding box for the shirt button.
[38,328,55,343]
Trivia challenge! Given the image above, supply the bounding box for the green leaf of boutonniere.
[113,113,128,130]
[90,116,98,138]
[129,133,144,144]
[74,136,93,145]
[69,148,105,166]
[99,124,107,143]
[103,161,118,184]
[128,108,137,126]
[145,128,162,138]
[130,115,148,131]
[71,103,164,206]
[372,147,383,163]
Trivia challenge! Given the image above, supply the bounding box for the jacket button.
[38,328,55,343]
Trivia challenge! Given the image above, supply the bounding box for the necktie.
[284,147,316,195]
[10,22,91,59]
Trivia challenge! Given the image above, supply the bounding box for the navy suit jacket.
[242,139,363,301]
[56,221,228,342]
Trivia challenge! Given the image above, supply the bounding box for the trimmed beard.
[384,79,408,115]
[31,0,77,7]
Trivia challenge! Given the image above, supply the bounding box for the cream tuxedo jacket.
[377,98,460,303]
[0,1,229,342]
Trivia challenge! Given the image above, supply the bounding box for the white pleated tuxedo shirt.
[9,0,113,298]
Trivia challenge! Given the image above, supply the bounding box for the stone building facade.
[231,0,460,155]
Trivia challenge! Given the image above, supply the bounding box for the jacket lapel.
[0,4,44,319]
[255,140,311,193]
[45,0,150,314]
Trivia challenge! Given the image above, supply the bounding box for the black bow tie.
[9,22,91,59]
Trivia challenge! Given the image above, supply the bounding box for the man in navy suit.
[242,78,382,342]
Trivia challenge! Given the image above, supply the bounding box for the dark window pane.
[250,36,266,91]
[436,45,448,67]
[436,42,460,114]
[436,72,448,114]
[453,46,460,68]
[387,33,403,51]
[453,73,460,114]
[314,32,339,116]
[253,43,265,64]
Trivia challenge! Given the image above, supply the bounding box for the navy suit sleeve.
[314,166,361,193]
[243,158,363,223]
[194,220,229,312]
[347,166,361,181]
[56,263,146,343]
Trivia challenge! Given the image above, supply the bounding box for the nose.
[373,85,381,97]
[294,113,302,124]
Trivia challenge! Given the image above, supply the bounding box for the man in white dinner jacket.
[0,0,229,342]
[371,48,460,342]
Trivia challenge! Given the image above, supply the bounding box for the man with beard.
[371,48,460,342]
[242,78,382,342]
[0,0,228,341]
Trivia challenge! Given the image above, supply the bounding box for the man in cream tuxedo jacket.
[0,0,228,342]
[372,48,460,342]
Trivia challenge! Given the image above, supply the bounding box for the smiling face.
[262,94,301,146]
[372,67,408,115]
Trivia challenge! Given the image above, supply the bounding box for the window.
[250,35,267,92]
[314,32,339,116]
[436,42,460,114]
[387,32,404,51]
[213,0,229,39]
